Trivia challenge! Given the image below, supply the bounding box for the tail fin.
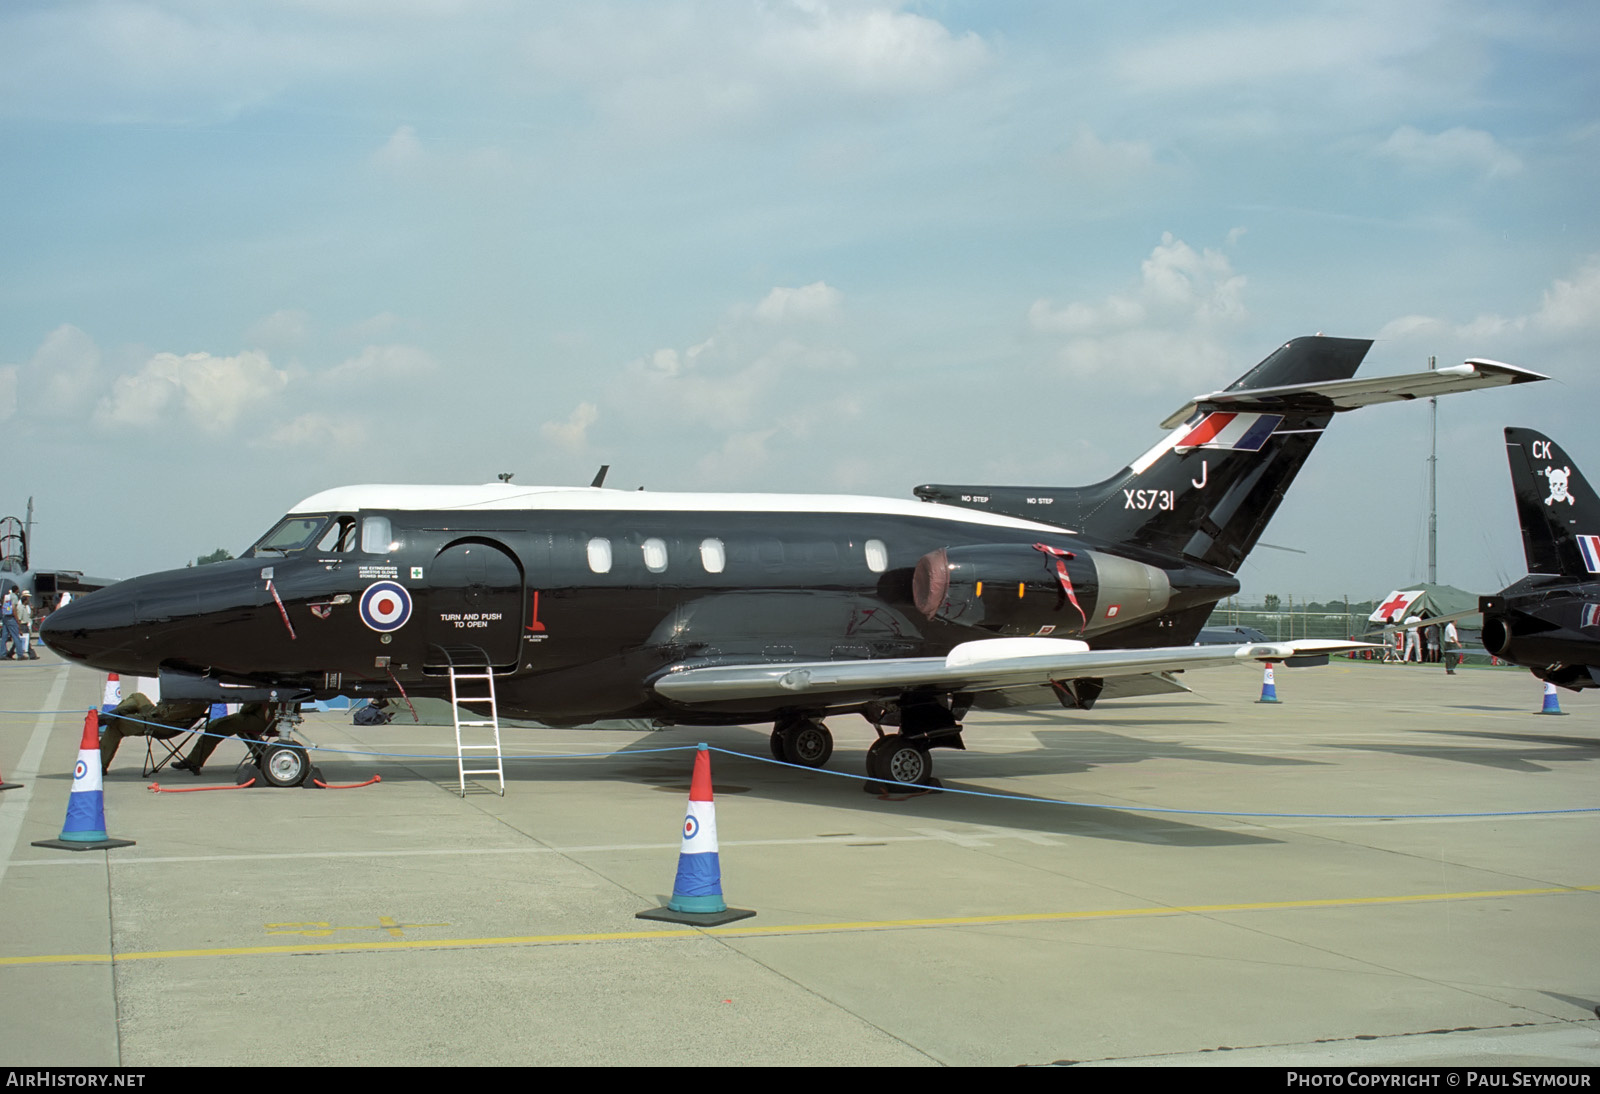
[1504,427,1600,578]
[916,337,1545,573]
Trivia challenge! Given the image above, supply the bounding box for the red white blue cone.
[636,744,754,926]
[32,711,135,851]
[1540,682,1566,715]
[1256,662,1281,703]
[101,673,121,715]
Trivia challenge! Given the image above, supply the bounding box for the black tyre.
[866,734,931,785]
[780,721,833,768]
[769,728,787,762]
[260,743,312,788]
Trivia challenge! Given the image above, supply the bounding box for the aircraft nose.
[41,582,144,670]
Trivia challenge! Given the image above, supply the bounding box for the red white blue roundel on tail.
[359,581,412,632]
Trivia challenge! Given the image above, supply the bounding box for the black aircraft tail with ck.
[1502,427,1600,579]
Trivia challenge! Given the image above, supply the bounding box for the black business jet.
[43,336,1543,787]
[1479,428,1600,690]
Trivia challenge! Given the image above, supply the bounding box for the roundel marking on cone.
[683,815,699,840]
[74,759,87,781]
[359,581,412,633]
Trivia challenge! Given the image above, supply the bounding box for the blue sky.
[2,0,1596,600]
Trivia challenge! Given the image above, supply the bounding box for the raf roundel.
[359,580,413,633]
[682,815,700,840]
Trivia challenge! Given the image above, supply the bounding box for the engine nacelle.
[912,543,1171,637]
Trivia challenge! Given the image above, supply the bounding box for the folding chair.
[141,713,210,778]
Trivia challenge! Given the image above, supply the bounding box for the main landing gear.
[863,695,962,788]
[768,696,965,788]
[864,734,933,786]
[771,714,834,768]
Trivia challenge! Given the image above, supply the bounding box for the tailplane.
[1503,428,1600,579]
[917,336,1545,573]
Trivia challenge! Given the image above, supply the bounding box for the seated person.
[172,702,276,775]
[99,694,213,774]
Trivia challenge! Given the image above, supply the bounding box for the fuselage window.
[361,516,394,554]
[699,537,725,574]
[587,537,613,574]
[642,537,668,573]
[865,538,888,573]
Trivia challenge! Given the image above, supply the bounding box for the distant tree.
[195,548,234,566]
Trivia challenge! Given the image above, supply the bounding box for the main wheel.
[866,734,932,785]
[260,742,312,788]
[780,721,833,768]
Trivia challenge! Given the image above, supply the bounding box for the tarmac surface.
[1,651,1597,1068]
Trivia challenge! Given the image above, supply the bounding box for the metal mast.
[1428,356,1437,584]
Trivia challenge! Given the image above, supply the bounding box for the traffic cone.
[101,673,121,715]
[636,745,754,926]
[1539,682,1566,716]
[32,711,135,851]
[1256,662,1281,703]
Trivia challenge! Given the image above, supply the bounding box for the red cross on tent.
[1373,590,1421,623]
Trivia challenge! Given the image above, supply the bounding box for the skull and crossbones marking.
[1542,465,1575,507]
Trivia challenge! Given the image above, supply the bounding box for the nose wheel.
[259,742,313,787]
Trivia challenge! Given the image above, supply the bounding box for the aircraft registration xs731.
[44,336,1543,787]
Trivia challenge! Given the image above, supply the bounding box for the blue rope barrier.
[12,707,1600,821]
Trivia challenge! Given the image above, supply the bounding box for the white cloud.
[375,124,424,167]
[266,412,371,452]
[1533,259,1600,332]
[245,309,310,350]
[30,324,103,412]
[1373,125,1522,179]
[95,350,289,431]
[541,402,599,450]
[1050,127,1159,189]
[525,1,990,134]
[344,312,406,340]
[755,281,843,324]
[0,366,16,422]
[696,428,777,483]
[1028,234,1247,388]
[325,344,437,383]
[765,1,989,94]
[1381,256,1600,346]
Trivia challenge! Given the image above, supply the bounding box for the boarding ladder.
[437,646,505,796]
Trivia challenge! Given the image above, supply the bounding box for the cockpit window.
[253,516,329,555]
[317,516,358,553]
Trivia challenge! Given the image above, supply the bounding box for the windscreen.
[252,516,329,555]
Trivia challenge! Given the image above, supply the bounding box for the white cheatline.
[0,667,72,889]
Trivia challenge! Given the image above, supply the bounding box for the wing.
[1159,359,1546,430]
[651,636,1376,706]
